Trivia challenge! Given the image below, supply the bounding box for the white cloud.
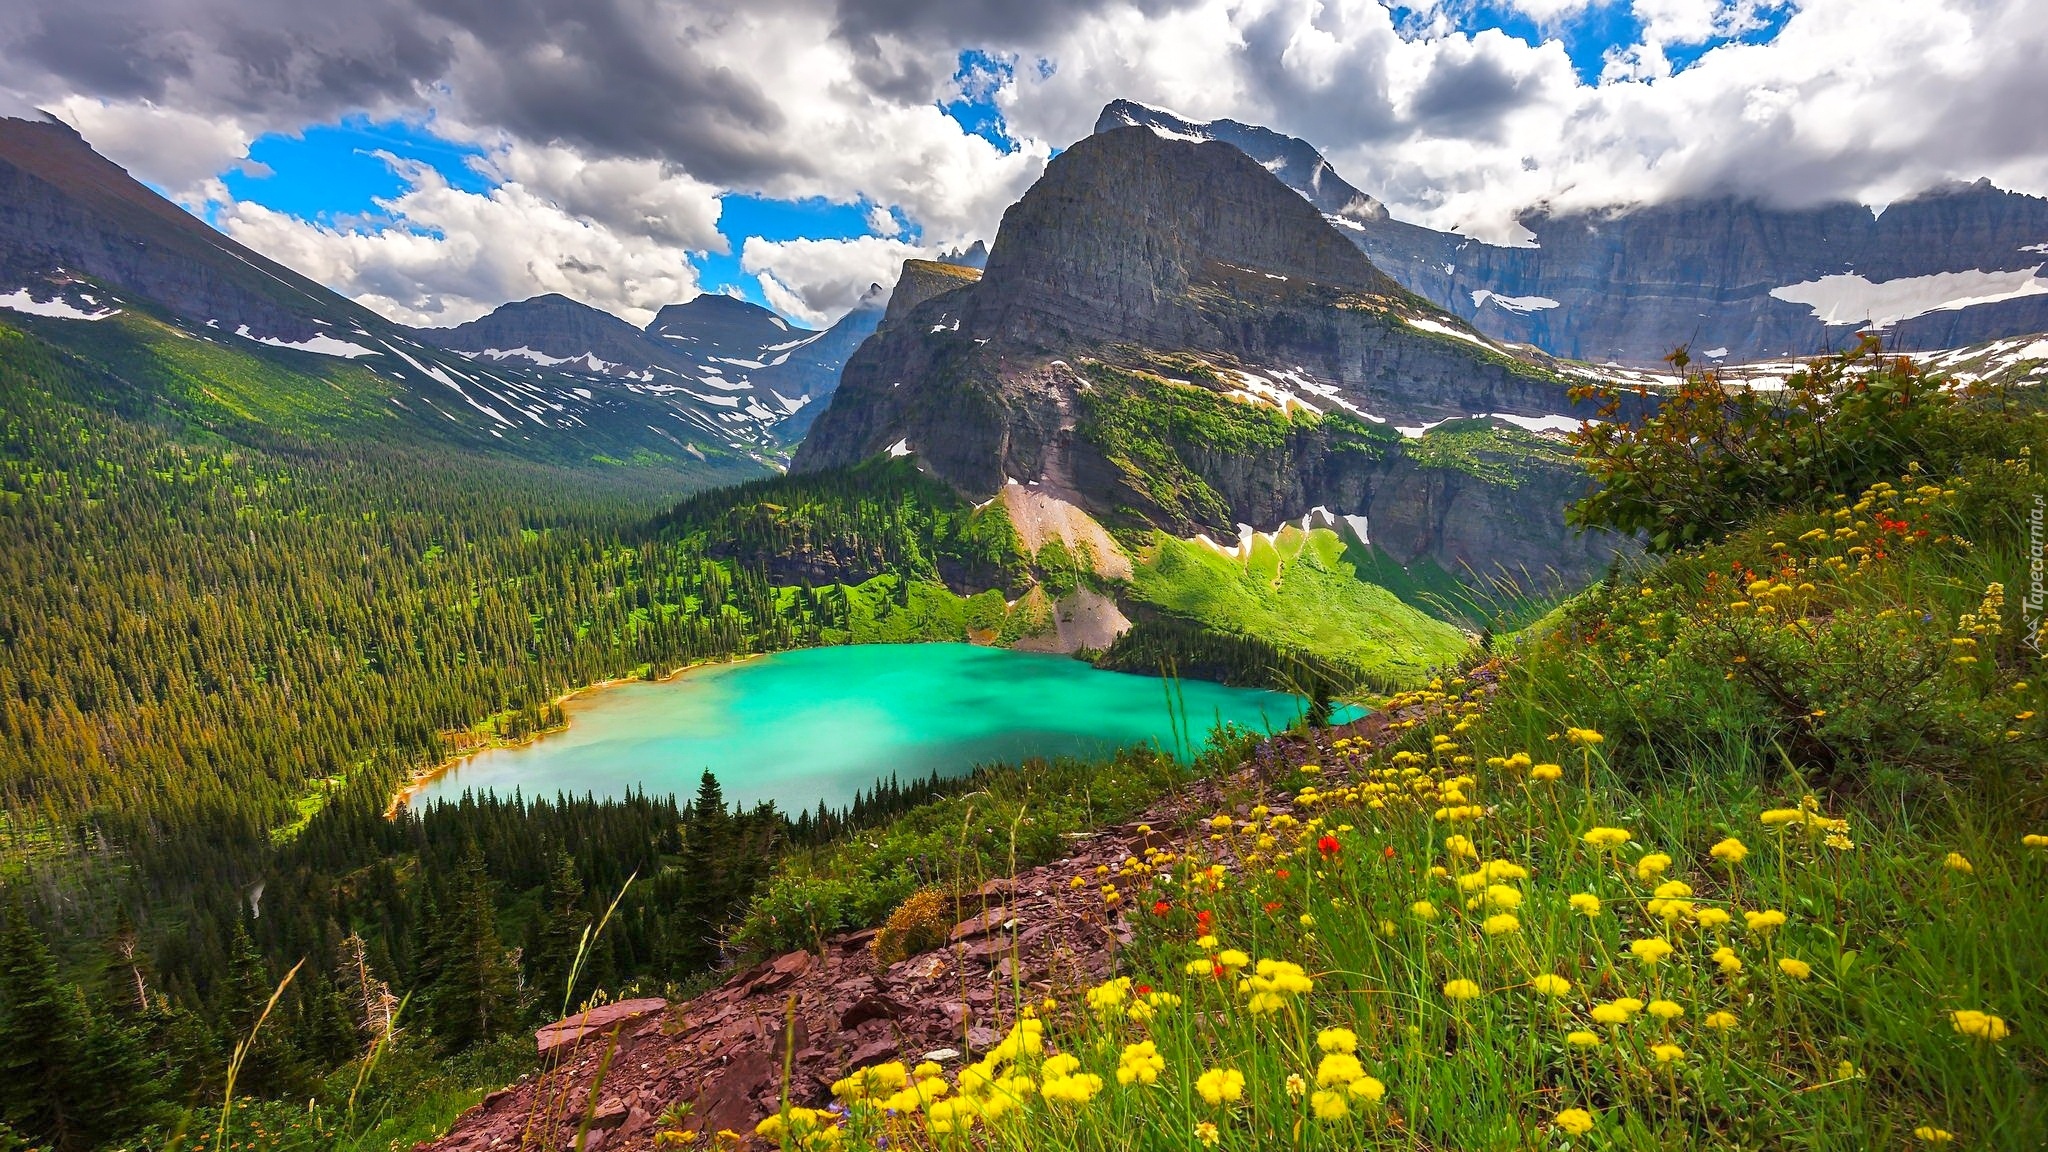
[219,153,704,327]
[740,235,922,327]
[10,0,2048,320]
[39,96,257,197]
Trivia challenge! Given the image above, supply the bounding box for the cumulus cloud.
[5,0,2047,317]
[219,152,706,327]
[740,235,922,326]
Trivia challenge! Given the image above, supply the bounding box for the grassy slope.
[1128,524,1470,683]
[774,445,2048,1150]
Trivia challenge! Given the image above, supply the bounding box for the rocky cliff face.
[796,127,1631,584]
[1098,102,2048,366]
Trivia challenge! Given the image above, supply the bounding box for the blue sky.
[195,50,1020,320]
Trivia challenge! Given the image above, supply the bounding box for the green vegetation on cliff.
[1127,525,1468,684]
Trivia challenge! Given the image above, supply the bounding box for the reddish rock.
[948,905,1011,942]
[536,998,668,1055]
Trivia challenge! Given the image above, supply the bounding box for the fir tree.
[421,844,517,1052]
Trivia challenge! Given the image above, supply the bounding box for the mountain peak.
[1092,100,1389,224]
[971,125,1403,346]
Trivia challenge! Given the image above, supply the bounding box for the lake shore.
[384,651,770,817]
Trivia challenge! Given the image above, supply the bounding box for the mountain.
[1097,102,2048,366]
[432,285,891,454]
[1096,99,1389,226]
[0,113,776,477]
[796,125,1633,588]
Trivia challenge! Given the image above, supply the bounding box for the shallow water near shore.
[412,643,1355,814]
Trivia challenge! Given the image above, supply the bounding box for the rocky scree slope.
[1097,102,2048,366]
[795,126,1630,583]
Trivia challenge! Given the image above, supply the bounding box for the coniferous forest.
[0,319,1046,1149]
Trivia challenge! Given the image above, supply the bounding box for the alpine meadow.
[1,3,2047,1151]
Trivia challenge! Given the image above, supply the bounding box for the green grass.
[1128,525,1469,685]
[757,448,2048,1152]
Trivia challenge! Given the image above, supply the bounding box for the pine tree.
[674,772,733,968]
[421,844,516,1052]
[530,850,592,1017]
[0,908,163,1149]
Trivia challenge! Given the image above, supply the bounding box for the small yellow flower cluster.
[1240,958,1313,1014]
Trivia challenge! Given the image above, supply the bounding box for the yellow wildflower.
[1694,907,1732,929]
[1316,1027,1358,1054]
[1951,1009,2010,1041]
[1566,727,1605,746]
[1194,1121,1220,1147]
[1555,1108,1595,1137]
[1778,957,1813,980]
[1703,1011,1738,1030]
[1636,853,1673,881]
[1569,892,1602,918]
[1196,1067,1246,1106]
[1284,1073,1305,1099]
[2023,834,2048,848]
[1309,1090,1350,1121]
[1650,1042,1685,1064]
[1039,1072,1103,1105]
[1914,1127,1954,1144]
[1647,999,1684,1021]
[1944,852,1974,875]
[1583,827,1631,850]
[1115,1040,1166,1086]
[1629,937,1675,966]
[1484,883,1523,910]
[1410,900,1439,922]
[1711,946,1742,974]
[1744,909,1787,935]
[1315,1052,1365,1088]
[1349,1076,1385,1103]
[1590,1003,1632,1026]
[1711,837,1749,864]
[1531,974,1572,997]
[1442,978,1483,1001]
[1443,834,1477,858]
[1531,763,1564,781]
[1567,1030,1603,1047]
[1483,913,1521,936]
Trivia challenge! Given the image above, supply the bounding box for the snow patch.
[886,438,911,458]
[1401,315,1495,350]
[235,325,378,359]
[1471,290,1560,314]
[0,289,119,321]
[1770,266,2048,329]
[1703,347,1730,359]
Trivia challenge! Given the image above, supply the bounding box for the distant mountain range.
[0,114,928,469]
[1097,99,2048,367]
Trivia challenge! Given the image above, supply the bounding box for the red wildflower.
[1152,899,1172,917]
[1264,901,1283,913]
[1318,834,1341,856]
[1275,868,1292,880]
[1383,845,1397,860]
[1135,983,1152,997]
[1196,909,1213,929]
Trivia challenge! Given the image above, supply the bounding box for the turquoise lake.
[411,643,1348,814]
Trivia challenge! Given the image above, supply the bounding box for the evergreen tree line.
[0,322,1092,1150]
